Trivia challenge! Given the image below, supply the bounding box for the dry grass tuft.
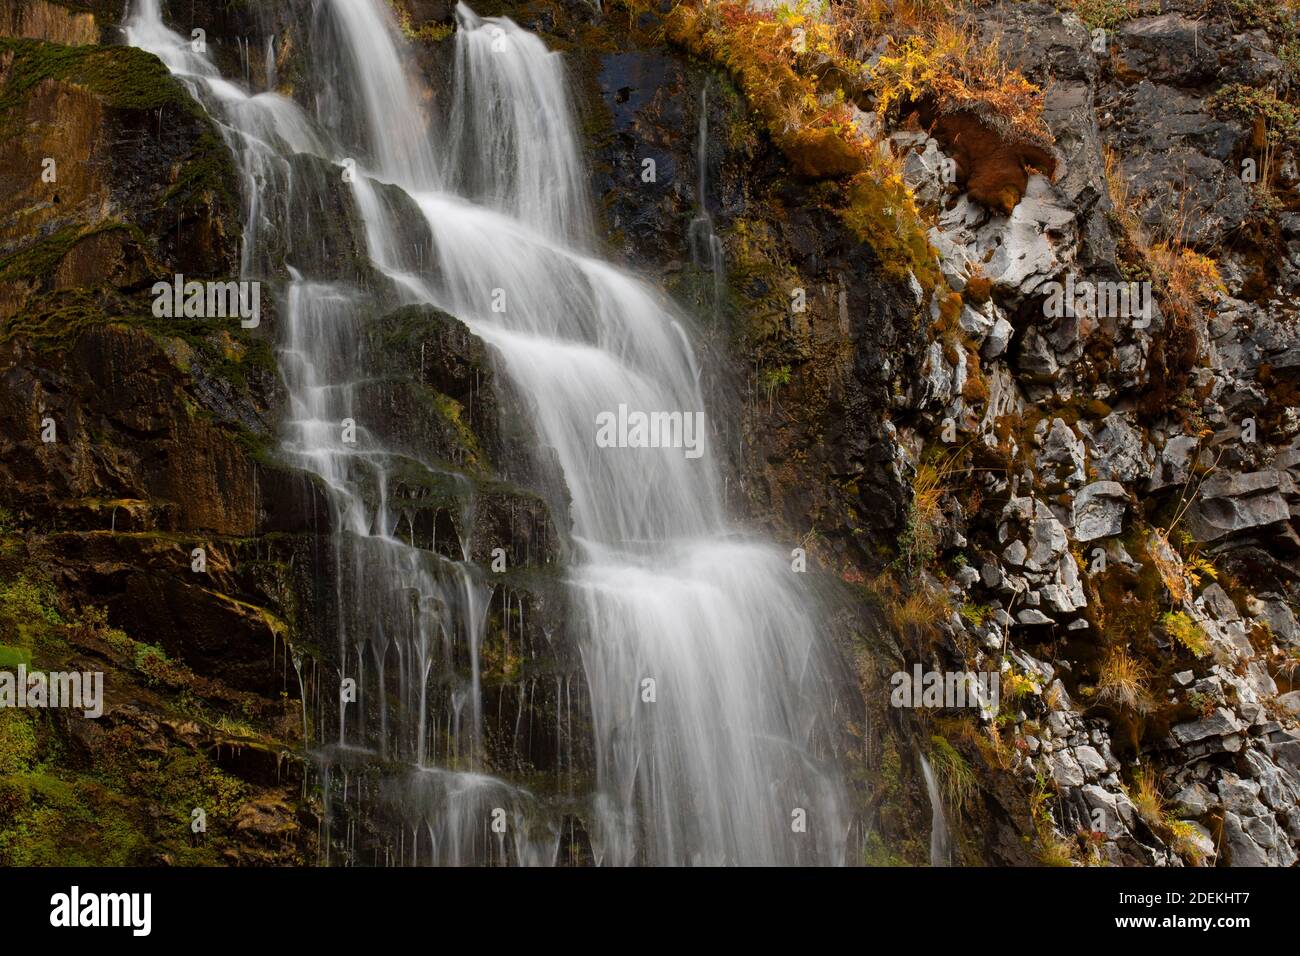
[1096,646,1152,712]
[1128,766,1165,827]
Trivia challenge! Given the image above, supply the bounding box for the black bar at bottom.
[0,865,1286,941]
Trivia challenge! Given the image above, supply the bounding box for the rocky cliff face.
[886,0,1300,867]
[1,0,1296,866]
[0,0,309,863]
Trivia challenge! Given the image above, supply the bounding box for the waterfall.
[315,0,439,190]
[919,752,952,867]
[688,87,726,321]
[128,0,848,865]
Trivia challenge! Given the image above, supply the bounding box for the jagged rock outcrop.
[870,0,1300,865]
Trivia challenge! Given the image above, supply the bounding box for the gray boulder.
[984,316,1014,359]
[1172,707,1245,745]
[1222,812,1270,866]
[1073,481,1127,541]
[1040,417,1086,487]
[1183,469,1291,542]
[1147,434,1199,492]
[1080,412,1149,483]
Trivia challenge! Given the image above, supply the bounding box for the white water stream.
[919,751,952,867]
[127,0,848,865]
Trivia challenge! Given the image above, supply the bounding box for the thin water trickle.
[129,0,850,865]
[688,87,726,322]
[919,751,952,867]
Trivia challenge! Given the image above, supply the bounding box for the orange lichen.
[663,0,939,283]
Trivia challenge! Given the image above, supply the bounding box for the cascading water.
[919,752,952,867]
[128,0,849,865]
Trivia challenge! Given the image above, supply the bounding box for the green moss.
[0,221,158,348]
[154,749,248,824]
[229,423,280,466]
[0,645,32,668]
[0,38,199,124]
[0,226,82,286]
[0,37,240,269]
[159,126,241,219]
[0,573,64,651]
[1067,0,1136,30]
[1206,85,1300,151]
[132,639,168,672]
[0,219,147,286]
[202,333,277,396]
[1160,611,1211,659]
[1,290,106,348]
[430,391,486,466]
[409,21,455,42]
[862,829,908,866]
[0,711,38,776]
[725,214,807,344]
[0,772,150,866]
[387,0,456,42]
[840,172,941,287]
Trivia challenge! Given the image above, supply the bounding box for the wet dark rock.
[0,40,241,293]
[364,305,502,461]
[593,50,693,265]
[1114,15,1231,88]
[1120,147,1252,248]
[1147,433,1199,492]
[0,325,280,536]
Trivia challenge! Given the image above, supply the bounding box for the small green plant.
[0,710,38,775]
[1206,85,1299,150]
[388,2,454,42]
[760,364,792,411]
[0,575,62,627]
[1161,611,1211,658]
[895,459,946,573]
[1127,766,1165,827]
[132,642,177,686]
[1030,773,1074,866]
[1281,40,1300,78]
[1166,817,1208,866]
[1186,689,1217,717]
[928,735,975,818]
[1001,667,1039,708]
